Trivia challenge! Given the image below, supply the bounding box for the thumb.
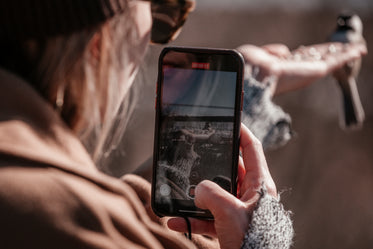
[194,180,244,218]
[195,180,250,249]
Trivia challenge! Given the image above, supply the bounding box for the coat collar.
[0,68,97,172]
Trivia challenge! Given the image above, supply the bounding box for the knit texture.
[0,0,128,40]
[242,76,293,150]
[241,189,294,249]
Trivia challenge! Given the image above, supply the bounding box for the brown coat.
[0,69,218,249]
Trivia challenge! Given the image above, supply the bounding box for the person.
[0,0,367,249]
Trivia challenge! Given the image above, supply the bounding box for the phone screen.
[152,47,243,218]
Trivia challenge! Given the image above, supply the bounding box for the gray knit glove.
[242,75,293,150]
[241,189,294,249]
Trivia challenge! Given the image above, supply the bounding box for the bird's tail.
[340,78,365,129]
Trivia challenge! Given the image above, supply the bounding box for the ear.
[89,32,101,61]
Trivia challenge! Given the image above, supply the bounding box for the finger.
[237,156,245,197]
[293,42,366,64]
[236,44,276,67]
[194,180,250,238]
[316,42,366,55]
[292,43,343,55]
[239,124,277,198]
[167,217,216,236]
[194,180,245,218]
[237,156,245,183]
[239,124,268,172]
[262,44,291,58]
[357,42,368,55]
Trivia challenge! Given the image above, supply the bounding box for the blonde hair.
[27,4,143,169]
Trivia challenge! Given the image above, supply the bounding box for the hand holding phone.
[152,47,244,219]
[167,124,279,249]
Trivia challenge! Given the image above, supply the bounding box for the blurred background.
[109,0,373,248]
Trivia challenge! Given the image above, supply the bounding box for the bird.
[329,12,366,129]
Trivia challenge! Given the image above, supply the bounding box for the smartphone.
[152,47,244,219]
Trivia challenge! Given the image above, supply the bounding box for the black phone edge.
[151,46,245,220]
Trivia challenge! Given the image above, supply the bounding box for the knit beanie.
[0,0,128,40]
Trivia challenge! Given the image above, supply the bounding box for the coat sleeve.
[0,166,196,249]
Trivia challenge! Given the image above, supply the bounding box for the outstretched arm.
[237,42,367,95]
